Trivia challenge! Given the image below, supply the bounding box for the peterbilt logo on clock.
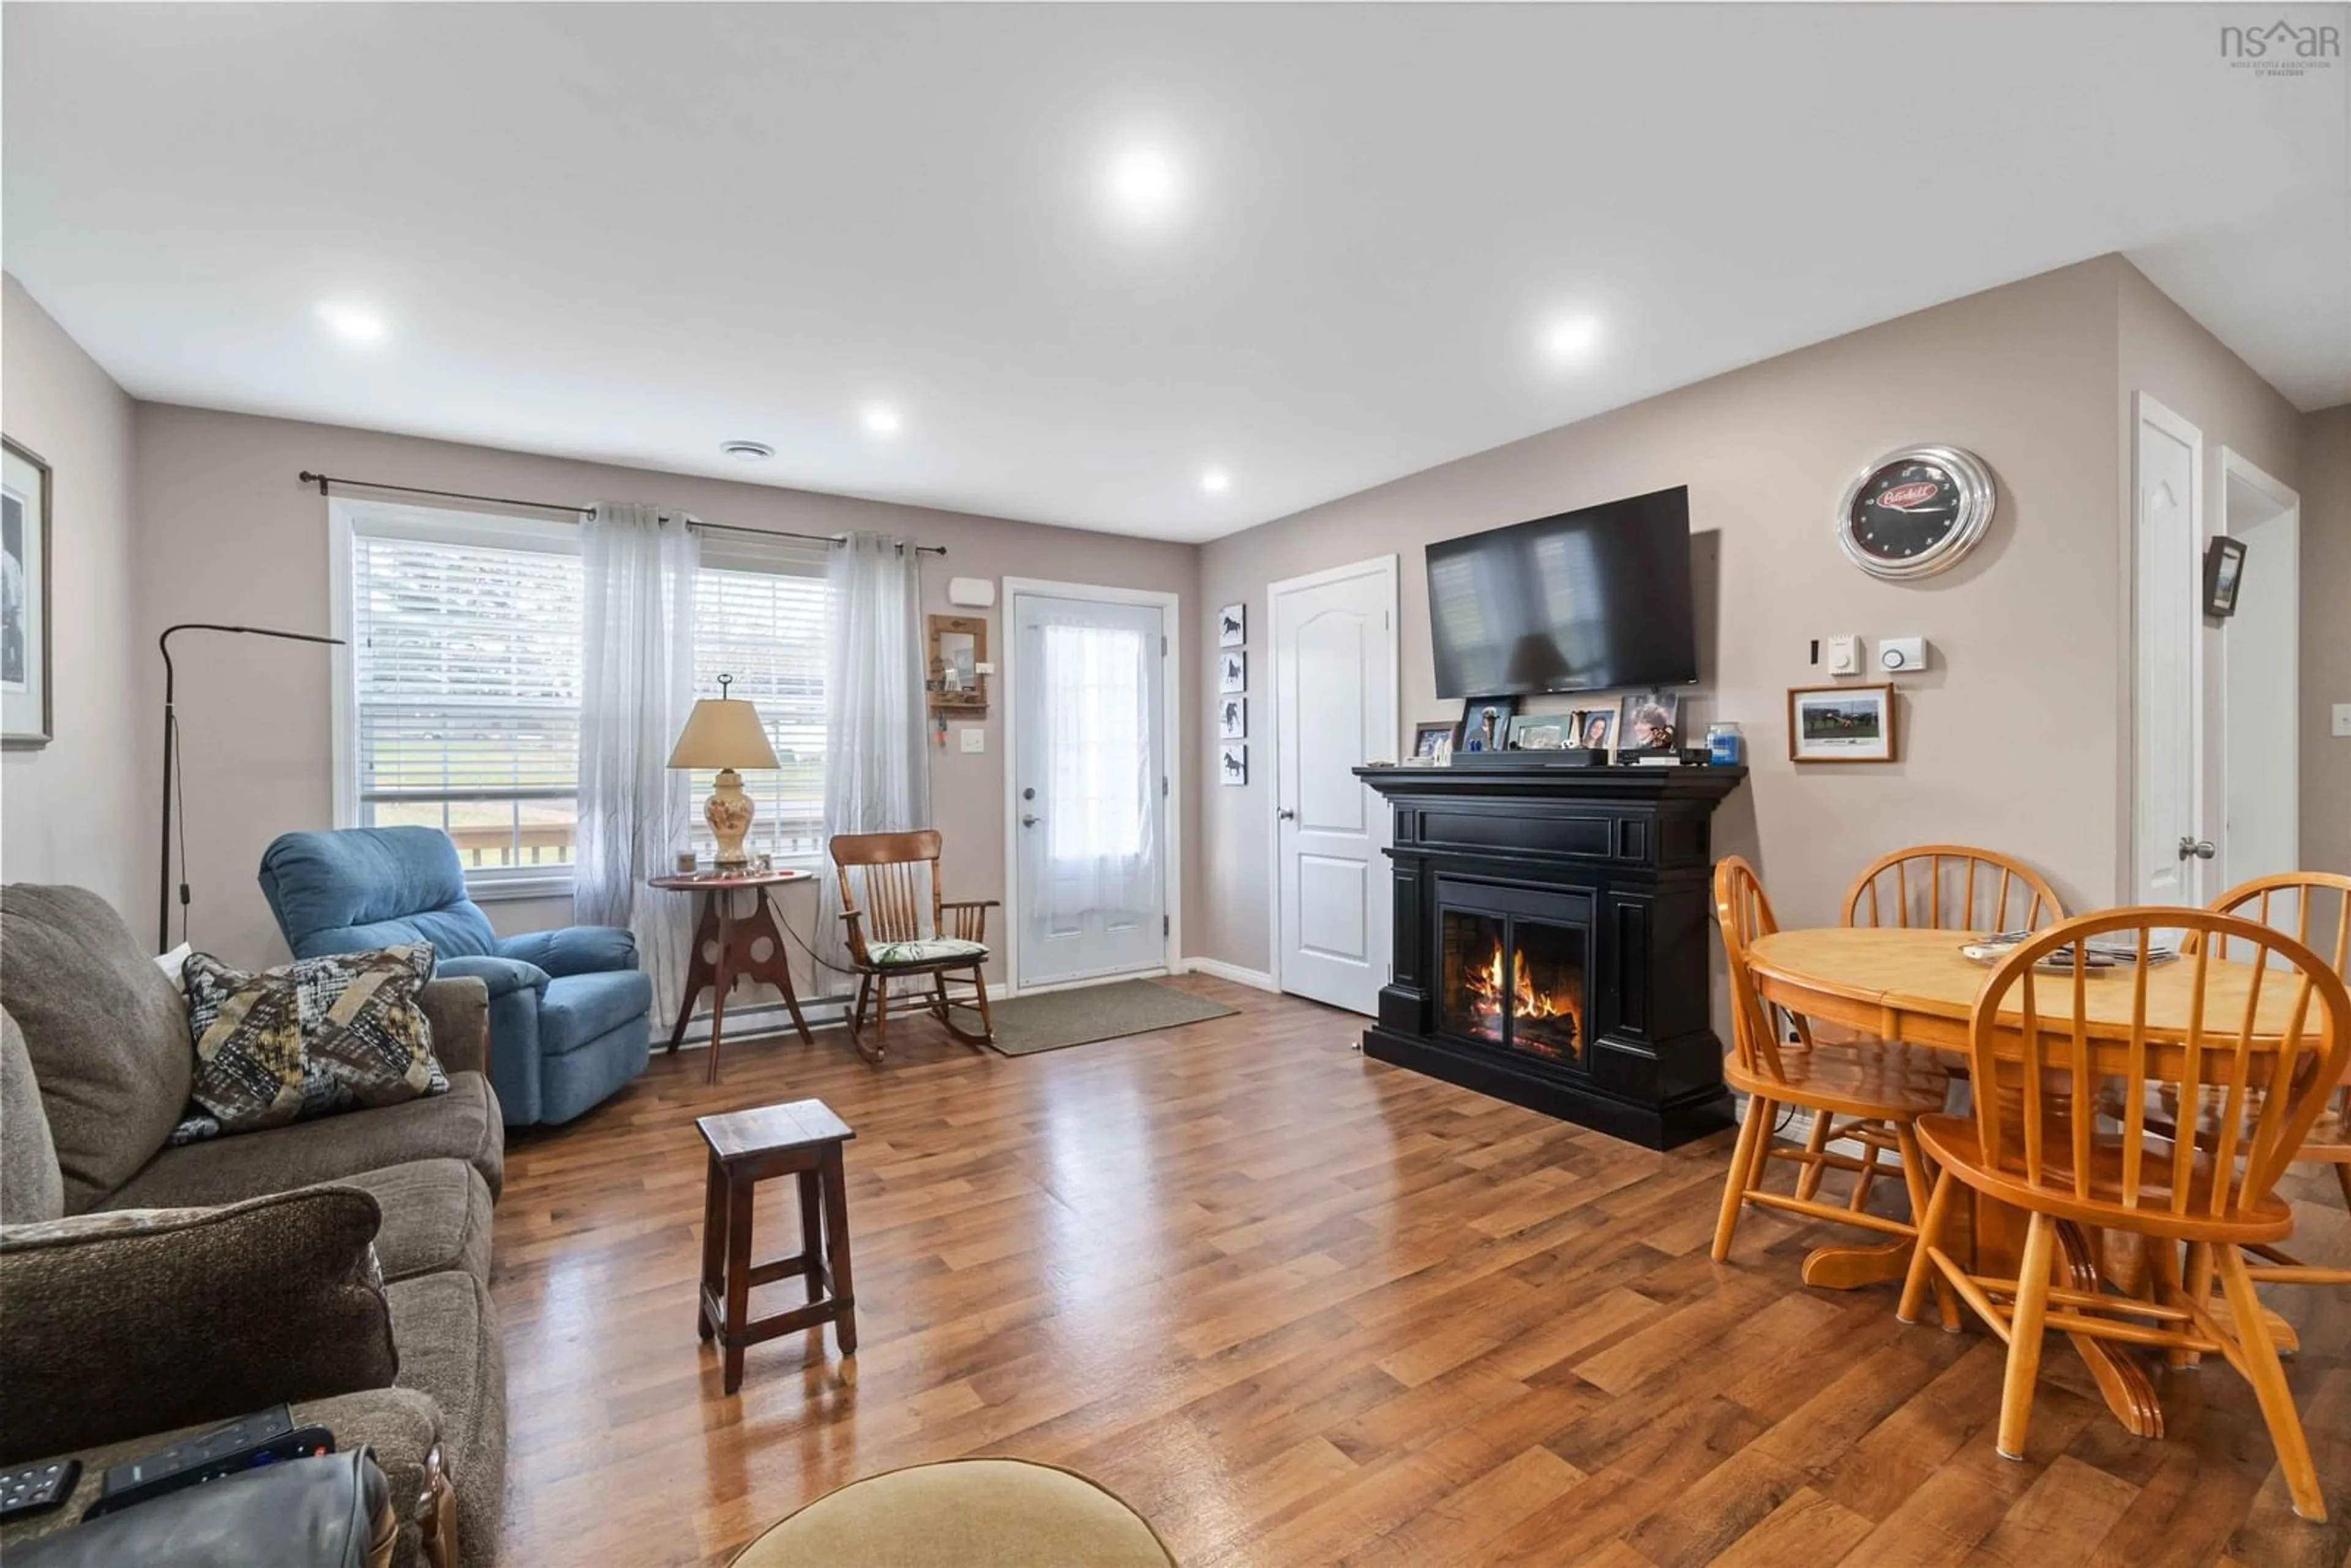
[1835,445,1996,581]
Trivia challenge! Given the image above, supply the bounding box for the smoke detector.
[720,441,774,462]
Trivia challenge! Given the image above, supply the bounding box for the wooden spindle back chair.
[1843,844,2064,934]
[1709,858,1950,1271]
[2192,872,2351,1286]
[1899,908,2351,1517]
[830,830,998,1061]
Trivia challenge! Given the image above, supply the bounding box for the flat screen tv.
[1425,486,1698,699]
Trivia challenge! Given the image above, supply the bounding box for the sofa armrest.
[0,1188,399,1464]
[414,977,490,1079]
[497,925,639,978]
[432,953,550,1002]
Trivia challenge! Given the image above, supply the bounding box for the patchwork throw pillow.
[180,945,447,1136]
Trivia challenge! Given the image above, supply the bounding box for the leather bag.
[13,1449,394,1568]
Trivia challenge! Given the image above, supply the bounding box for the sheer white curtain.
[1032,607,1154,923]
[574,502,700,1018]
[819,532,930,970]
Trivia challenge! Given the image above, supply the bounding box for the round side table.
[648,868,816,1082]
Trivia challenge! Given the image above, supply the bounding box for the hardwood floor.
[490,977,2351,1566]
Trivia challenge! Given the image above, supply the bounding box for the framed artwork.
[1219,743,1247,786]
[1218,651,1246,693]
[2,437,53,749]
[1217,602,1246,647]
[1788,683,1897,763]
[926,613,988,713]
[1569,708,1616,753]
[2203,536,2246,618]
[1509,716,1565,750]
[1217,696,1247,740]
[1457,694,1518,754]
[1617,691,1681,753]
[1411,721,1457,761]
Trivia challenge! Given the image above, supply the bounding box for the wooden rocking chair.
[830,830,997,1062]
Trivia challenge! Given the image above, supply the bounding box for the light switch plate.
[959,726,986,753]
[1826,634,1862,677]
[2333,703,2351,738]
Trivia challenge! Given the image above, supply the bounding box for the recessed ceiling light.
[1108,145,1182,223]
[861,403,902,437]
[316,302,386,343]
[721,440,774,462]
[1543,314,1603,360]
[1201,468,1231,494]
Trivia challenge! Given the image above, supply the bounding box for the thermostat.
[1878,636,1929,673]
[947,577,996,608]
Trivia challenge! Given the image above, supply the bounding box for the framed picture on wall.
[1218,651,1246,693]
[2203,536,2246,618]
[1218,696,1246,740]
[1218,603,1246,647]
[1788,683,1897,763]
[1219,743,1247,786]
[2,437,53,749]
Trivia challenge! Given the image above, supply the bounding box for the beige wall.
[2113,260,2308,893]
[1,276,143,918]
[129,404,1199,988]
[14,253,2329,999]
[1198,258,2135,974]
[2303,404,2351,879]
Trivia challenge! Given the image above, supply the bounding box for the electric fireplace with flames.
[1441,910,1585,1062]
[1355,761,1746,1149]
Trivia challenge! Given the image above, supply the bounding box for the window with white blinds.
[348,525,585,882]
[688,548,830,861]
[339,505,834,891]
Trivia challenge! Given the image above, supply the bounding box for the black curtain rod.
[297,470,947,555]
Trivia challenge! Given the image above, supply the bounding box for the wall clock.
[1835,445,1995,581]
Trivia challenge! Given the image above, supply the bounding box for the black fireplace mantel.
[1354,760,1747,1149]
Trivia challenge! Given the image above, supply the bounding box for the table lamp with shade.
[667,675,780,868]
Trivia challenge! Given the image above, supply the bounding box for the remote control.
[0,1458,80,1520]
[83,1405,335,1519]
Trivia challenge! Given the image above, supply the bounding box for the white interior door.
[2219,456,2299,894]
[1272,557,1397,1014]
[1013,592,1168,988]
[2131,392,2205,906]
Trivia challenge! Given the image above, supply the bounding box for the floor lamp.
[159,622,344,952]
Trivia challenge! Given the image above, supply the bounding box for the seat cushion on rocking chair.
[869,937,988,967]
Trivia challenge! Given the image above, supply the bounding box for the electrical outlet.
[959,726,986,754]
[2333,703,2351,738]
[1826,634,1862,677]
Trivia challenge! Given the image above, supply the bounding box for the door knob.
[2177,836,2216,861]
[1022,814,1041,827]
[1277,808,1296,821]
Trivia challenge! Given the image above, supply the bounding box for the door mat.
[954,978,1239,1057]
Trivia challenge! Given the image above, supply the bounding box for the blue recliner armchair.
[259,827,653,1127]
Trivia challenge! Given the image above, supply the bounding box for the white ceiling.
[6,4,2345,541]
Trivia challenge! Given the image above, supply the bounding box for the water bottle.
[1707,722,1743,766]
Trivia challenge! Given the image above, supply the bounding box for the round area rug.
[730,1457,1177,1567]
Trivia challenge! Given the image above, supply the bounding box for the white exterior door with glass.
[1011,592,1169,988]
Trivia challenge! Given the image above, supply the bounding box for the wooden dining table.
[1742,924,2311,1441]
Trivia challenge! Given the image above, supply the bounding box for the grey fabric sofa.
[0,884,508,1568]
